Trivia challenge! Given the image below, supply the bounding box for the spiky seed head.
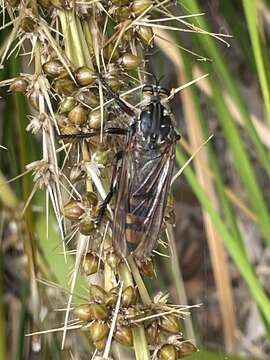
[159,315,181,334]
[89,321,109,342]
[43,60,67,78]
[122,286,137,308]
[131,0,152,15]
[158,344,178,360]
[55,77,77,96]
[75,67,96,86]
[74,304,93,321]
[178,341,197,358]
[68,104,89,126]
[10,78,29,93]
[113,325,133,347]
[118,53,142,70]
[82,253,99,276]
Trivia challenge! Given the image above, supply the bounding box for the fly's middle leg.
[95,151,123,225]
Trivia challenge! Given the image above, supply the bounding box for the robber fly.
[60,74,180,260]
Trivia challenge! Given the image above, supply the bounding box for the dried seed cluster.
[1,0,198,358]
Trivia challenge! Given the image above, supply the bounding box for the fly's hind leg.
[95,151,123,225]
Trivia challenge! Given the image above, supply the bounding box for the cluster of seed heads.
[2,0,198,358]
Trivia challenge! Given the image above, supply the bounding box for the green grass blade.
[176,146,270,332]
[179,0,270,179]
[242,0,270,122]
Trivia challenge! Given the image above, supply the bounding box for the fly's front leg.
[95,151,123,225]
[97,73,136,118]
[57,127,127,140]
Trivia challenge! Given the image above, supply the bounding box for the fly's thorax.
[137,102,175,149]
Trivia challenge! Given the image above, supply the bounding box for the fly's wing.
[112,137,134,258]
[127,143,175,260]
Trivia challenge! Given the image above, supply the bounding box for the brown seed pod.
[94,337,107,351]
[92,149,110,166]
[77,89,99,108]
[106,289,117,308]
[115,6,130,20]
[7,0,20,7]
[75,66,96,86]
[106,252,121,270]
[74,304,92,321]
[58,97,77,114]
[118,53,142,70]
[131,0,152,15]
[37,0,51,8]
[113,325,133,347]
[61,124,79,142]
[55,77,77,96]
[89,110,107,129]
[137,258,155,278]
[70,164,86,183]
[68,104,89,126]
[63,200,84,221]
[82,253,99,276]
[103,43,121,62]
[10,77,29,93]
[89,321,109,342]
[43,60,67,78]
[122,286,137,308]
[50,0,66,8]
[178,341,197,358]
[28,90,40,111]
[111,0,129,5]
[159,315,181,334]
[136,25,154,45]
[20,17,36,32]
[82,192,99,208]
[56,114,68,128]
[89,303,109,320]
[145,322,159,345]
[106,78,122,92]
[158,344,178,360]
[79,219,95,235]
[90,285,108,303]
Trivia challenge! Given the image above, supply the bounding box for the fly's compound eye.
[142,85,154,96]
[158,87,170,97]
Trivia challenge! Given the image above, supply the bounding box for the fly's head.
[138,84,174,148]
